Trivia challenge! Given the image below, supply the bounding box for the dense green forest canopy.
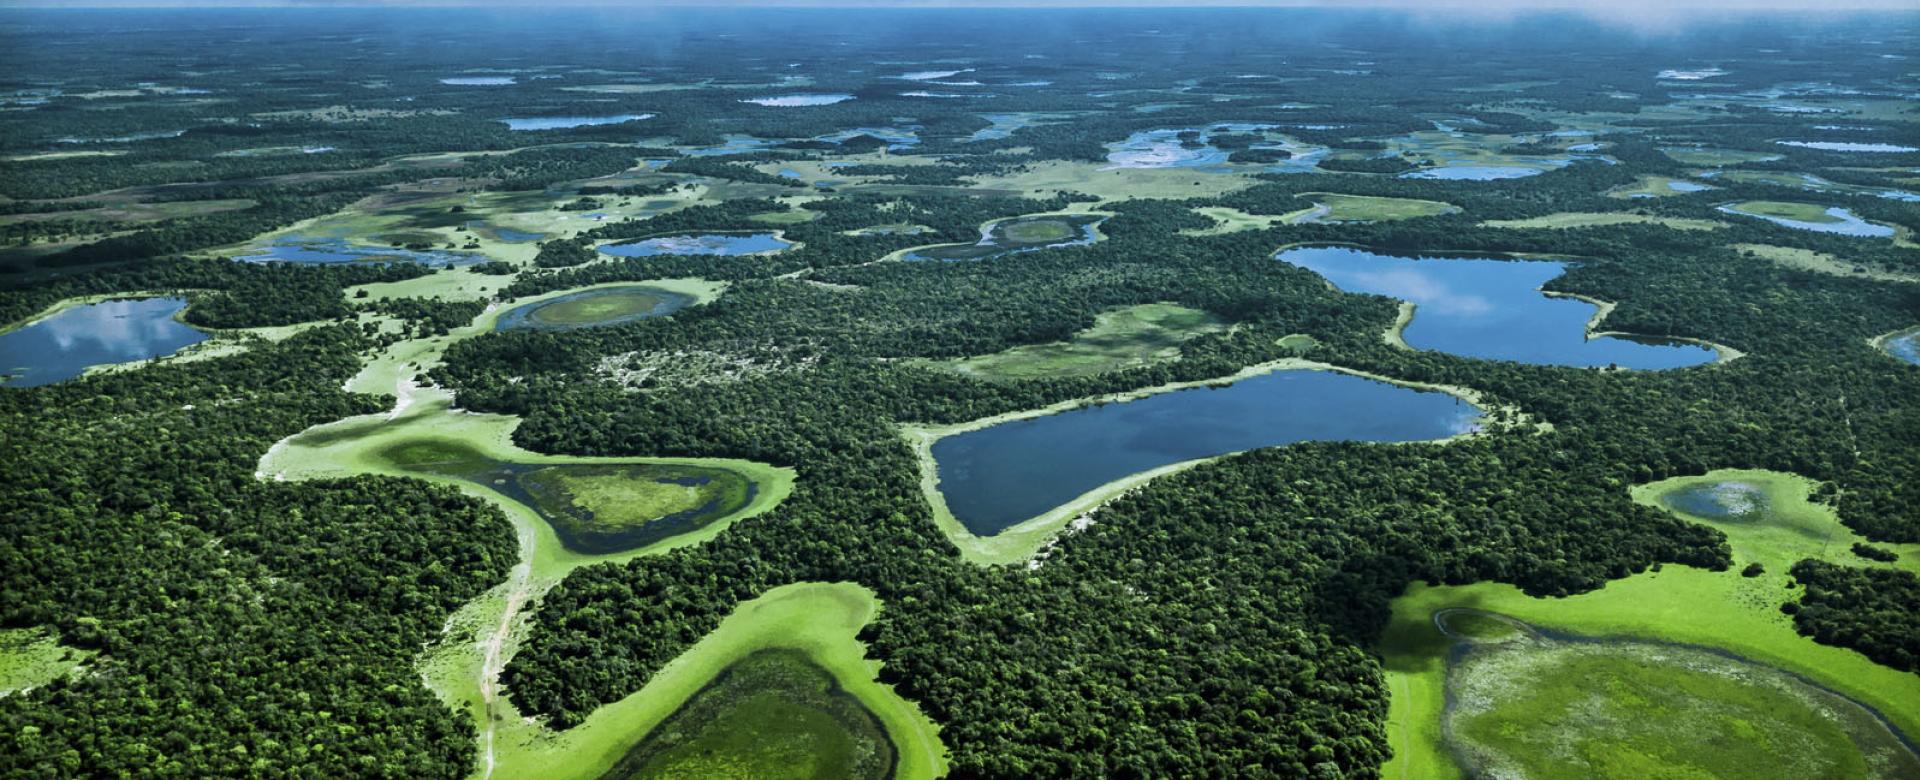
[1,7,1916,779]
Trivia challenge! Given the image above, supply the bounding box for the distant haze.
[3,0,1917,8]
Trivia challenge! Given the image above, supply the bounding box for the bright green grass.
[1305,193,1459,222]
[1448,638,1918,779]
[1660,147,1784,166]
[999,218,1076,243]
[965,159,1258,202]
[1378,469,1920,780]
[750,209,821,225]
[600,649,894,780]
[526,290,669,326]
[0,627,91,696]
[1183,205,1308,235]
[1726,200,1844,223]
[939,302,1226,381]
[1605,175,1711,199]
[488,582,947,780]
[1435,610,1523,642]
[1277,333,1320,353]
[1482,212,1724,231]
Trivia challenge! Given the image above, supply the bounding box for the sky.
[2,0,1916,7]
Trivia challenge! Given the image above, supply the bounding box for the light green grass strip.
[1377,469,1920,780]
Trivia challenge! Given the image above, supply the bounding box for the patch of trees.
[1786,560,1920,672]
[0,324,516,777]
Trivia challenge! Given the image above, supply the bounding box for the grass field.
[1730,243,1920,283]
[1483,212,1724,231]
[1660,147,1784,166]
[1304,193,1459,222]
[751,208,821,225]
[937,302,1226,380]
[598,649,895,780]
[1604,175,1713,199]
[1183,206,1313,235]
[965,159,1258,202]
[1724,200,1844,223]
[486,582,947,780]
[0,627,91,696]
[1378,469,1920,780]
[1447,634,1919,779]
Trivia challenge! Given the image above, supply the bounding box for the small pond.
[741,94,854,107]
[1777,141,1918,153]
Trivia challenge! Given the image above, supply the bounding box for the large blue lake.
[1,297,208,387]
[1277,246,1719,369]
[931,369,1479,536]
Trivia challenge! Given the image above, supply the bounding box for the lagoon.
[741,93,854,107]
[904,214,1102,262]
[501,114,652,131]
[931,369,1478,536]
[236,237,485,266]
[1278,246,1719,369]
[1778,141,1918,153]
[1717,204,1893,238]
[494,285,694,331]
[599,232,792,257]
[1885,330,1920,366]
[1,297,208,387]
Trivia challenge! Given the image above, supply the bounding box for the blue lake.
[1,297,208,387]
[237,237,485,266]
[1105,123,1323,173]
[931,369,1480,536]
[598,232,792,257]
[1717,205,1894,238]
[501,114,652,131]
[1885,330,1920,366]
[1402,165,1544,181]
[1277,246,1719,369]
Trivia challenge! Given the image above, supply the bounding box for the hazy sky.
[3,0,1916,7]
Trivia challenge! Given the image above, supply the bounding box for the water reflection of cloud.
[42,300,174,353]
[1340,268,1494,317]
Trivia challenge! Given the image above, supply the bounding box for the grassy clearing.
[1448,636,1918,779]
[1378,469,1920,780]
[750,208,821,225]
[908,359,1496,566]
[1731,243,1920,283]
[1304,193,1459,222]
[0,627,91,697]
[1482,212,1724,231]
[935,303,1226,381]
[896,213,1105,263]
[488,582,947,780]
[1725,200,1844,223]
[965,159,1257,203]
[1660,147,1784,166]
[1605,175,1712,198]
[599,649,894,780]
[1183,206,1314,235]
